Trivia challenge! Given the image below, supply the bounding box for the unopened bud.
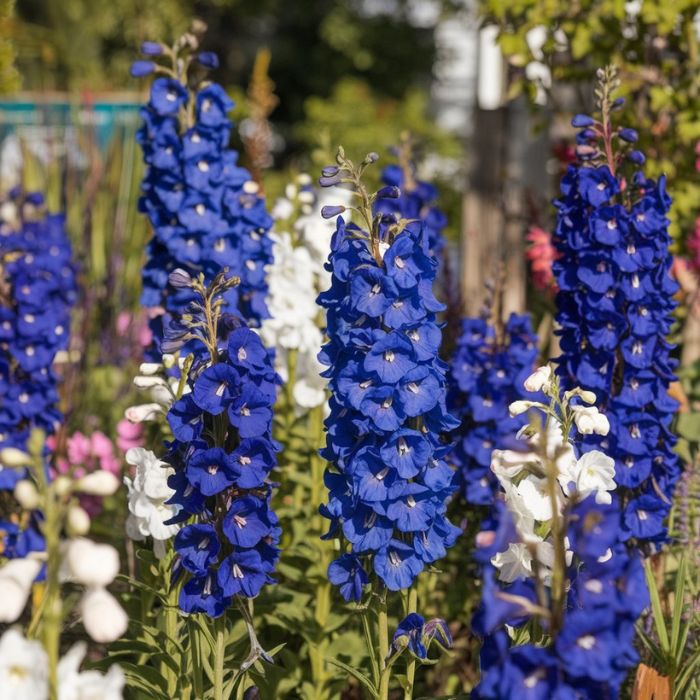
[14,480,40,510]
[75,471,120,497]
[508,400,534,416]
[0,447,31,468]
[133,375,168,389]
[53,475,72,497]
[66,505,91,537]
[579,390,596,404]
[138,362,161,376]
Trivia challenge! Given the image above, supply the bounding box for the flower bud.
[68,539,120,587]
[124,403,163,423]
[196,51,219,69]
[376,186,400,199]
[162,354,176,369]
[130,60,155,78]
[508,400,534,416]
[628,150,646,165]
[66,505,91,537]
[168,268,192,289]
[579,390,597,404]
[321,205,346,219]
[80,588,128,643]
[138,362,162,376]
[133,375,168,389]
[618,127,638,143]
[14,480,40,510]
[523,366,551,393]
[321,165,339,177]
[74,470,120,497]
[0,447,31,468]
[53,475,72,497]
[140,41,163,56]
[571,114,594,128]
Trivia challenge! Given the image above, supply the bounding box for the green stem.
[378,598,390,700]
[189,619,205,700]
[361,609,380,690]
[403,588,418,700]
[213,616,226,700]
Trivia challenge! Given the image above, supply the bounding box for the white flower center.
[577,634,596,650]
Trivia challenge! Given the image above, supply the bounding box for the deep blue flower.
[175,524,221,575]
[217,549,268,597]
[327,553,368,602]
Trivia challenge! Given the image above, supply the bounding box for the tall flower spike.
[0,189,76,559]
[317,147,460,597]
[552,65,680,544]
[161,271,280,621]
[373,133,447,264]
[448,274,539,507]
[132,27,273,357]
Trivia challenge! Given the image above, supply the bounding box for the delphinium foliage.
[472,368,649,698]
[373,135,447,264]
[0,188,76,557]
[553,66,680,545]
[131,23,273,355]
[317,148,457,699]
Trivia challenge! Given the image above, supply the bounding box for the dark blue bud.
[130,60,156,78]
[364,152,379,164]
[571,114,595,128]
[196,52,219,69]
[611,97,625,110]
[618,128,638,143]
[322,165,340,177]
[169,268,193,289]
[319,175,341,188]
[376,186,401,199]
[25,192,45,206]
[321,205,346,219]
[141,41,163,56]
[628,150,646,165]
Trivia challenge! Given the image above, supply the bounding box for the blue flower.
[175,524,221,575]
[327,553,368,602]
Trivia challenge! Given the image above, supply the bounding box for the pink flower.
[116,419,144,453]
[525,225,559,295]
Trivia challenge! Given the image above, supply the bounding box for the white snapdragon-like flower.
[58,643,125,700]
[571,405,610,436]
[0,558,42,623]
[124,448,180,556]
[0,628,49,700]
[523,365,551,393]
[560,450,616,504]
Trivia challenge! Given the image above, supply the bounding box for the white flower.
[124,448,180,548]
[514,476,556,522]
[67,539,120,588]
[571,406,610,436]
[560,449,616,504]
[0,628,48,700]
[132,375,168,389]
[58,643,124,700]
[138,362,161,376]
[0,447,31,468]
[80,588,128,644]
[74,471,120,497]
[490,449,530,486]
[0,558,42,623]
[124,403,163,424]
[523,365,551,393]
[491,543,533,582]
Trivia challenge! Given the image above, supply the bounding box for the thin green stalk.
[213,616,226,700]
[361,609,380,689]
[403,588,418,700]
[189,618,205,700]
[378,598,390,700]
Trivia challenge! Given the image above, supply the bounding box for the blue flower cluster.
[374,161,447,261]
[133,41,273,354]
[473,497,649,699]
[163,280,280,616]
[0,189,76,493]
[319,214,460,598]
[553,115,680,543]
[448,313,538,505]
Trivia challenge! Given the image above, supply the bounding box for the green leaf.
[675,413,700,443]
[670,556,687,659]
[644,560,670,654]
[327,657,378,698]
